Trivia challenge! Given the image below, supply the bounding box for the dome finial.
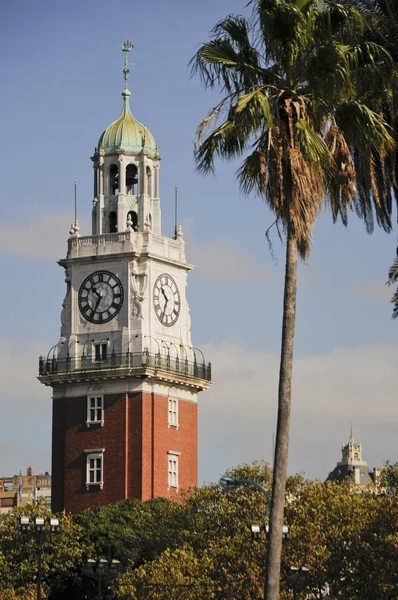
[121,40,134,92]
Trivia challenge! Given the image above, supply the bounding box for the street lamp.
[84,558,121,600]
[286,566,310,600]
[250,524,290,541]
[20,516,60,600]
[219,476,271,508]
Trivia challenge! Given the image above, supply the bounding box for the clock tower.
[38,42,211,514]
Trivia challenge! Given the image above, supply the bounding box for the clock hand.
[161,287,169,310]
[94,295,102,313]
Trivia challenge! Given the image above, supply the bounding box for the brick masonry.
[51,390,197,513]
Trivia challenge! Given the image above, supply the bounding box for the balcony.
[38,350,211,390]
[66,231,187,263]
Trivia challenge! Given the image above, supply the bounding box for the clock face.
[153,274,181,327]
[78,270,124,324]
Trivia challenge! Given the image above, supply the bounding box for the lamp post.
[84,558,121,600]
[20,516,60,600]
[219,476,271,508]
[286,566,310,600]
[219,476,290,595]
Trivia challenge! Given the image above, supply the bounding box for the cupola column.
[154,164,160,199]
[119,156,126,195]
[142,157,147,196]
[97,155,105,234]
[99,156,104,196]
[93,166,98,198]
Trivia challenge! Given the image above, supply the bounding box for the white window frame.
[86,395,104,427]
[167,451,180,489]
[84,449,105,490]
[168,396,179,428]
[94,342,108,362]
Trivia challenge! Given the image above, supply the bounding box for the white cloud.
[0,213,90,260]
[1,337,396,485]
[0,338,53,474]
[198,341,398,483]
[188,236,274,284]
[0,338,47,399]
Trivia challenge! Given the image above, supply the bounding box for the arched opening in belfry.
[109,211,117,233]
[109,164,119,195]
[126,164,138,195]
[94,167,98,198]
[127,210,138,231]
[146,166,152,196]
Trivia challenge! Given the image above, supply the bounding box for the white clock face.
[153,274,180,326]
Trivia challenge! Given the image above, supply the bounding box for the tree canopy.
[1,462,398,599]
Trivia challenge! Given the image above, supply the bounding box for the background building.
[0,467,51,513]
[327,434,380,486]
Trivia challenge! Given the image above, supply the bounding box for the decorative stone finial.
[126,213,133,232]
[177,225,183,239]
[69,220,80,238]
[144,215,152,232]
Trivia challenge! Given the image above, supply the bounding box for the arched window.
[146,166,152,196]
[127,210,138,231]
[109,211,117,233]
[126,164,138,195]
[354,452,359,460]
[109,164,119,195]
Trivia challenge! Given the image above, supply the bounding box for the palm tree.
[190,2,395,599]
[343,0,398,314]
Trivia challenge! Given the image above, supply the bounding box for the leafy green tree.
[116,545,215,600]
[191,2,394,597]
[114,470,269,599]
[380,461,398,494]
[75,496,195,568]
[0,503,88,598]
[279,479,398,599]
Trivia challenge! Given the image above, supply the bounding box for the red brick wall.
[150,392,197,499]
[52,389,198,514]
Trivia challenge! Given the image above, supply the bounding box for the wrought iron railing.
[38,351,211,382]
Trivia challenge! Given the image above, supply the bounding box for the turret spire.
[122,40,134,92]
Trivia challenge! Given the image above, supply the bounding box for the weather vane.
[122,40,134,90]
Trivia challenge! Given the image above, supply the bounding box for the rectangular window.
[0,497,16,508]
[94,343,107,361]
[168,396,178,428]
[167,452,180,489]
[86,396,104,427]
[85,450,104,489]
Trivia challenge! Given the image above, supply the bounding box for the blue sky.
[0,0,397,483]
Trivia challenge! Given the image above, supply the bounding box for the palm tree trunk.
[265,224,298,600]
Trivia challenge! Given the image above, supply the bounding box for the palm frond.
[237,146,268,196]
[295,119,336,175]
[387,258,398,285]
[387,258,398,318]
[194,118,250,174]
[336,101,395,154]
[235,87,273,129]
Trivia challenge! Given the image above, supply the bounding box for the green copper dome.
[98,90,157,155]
